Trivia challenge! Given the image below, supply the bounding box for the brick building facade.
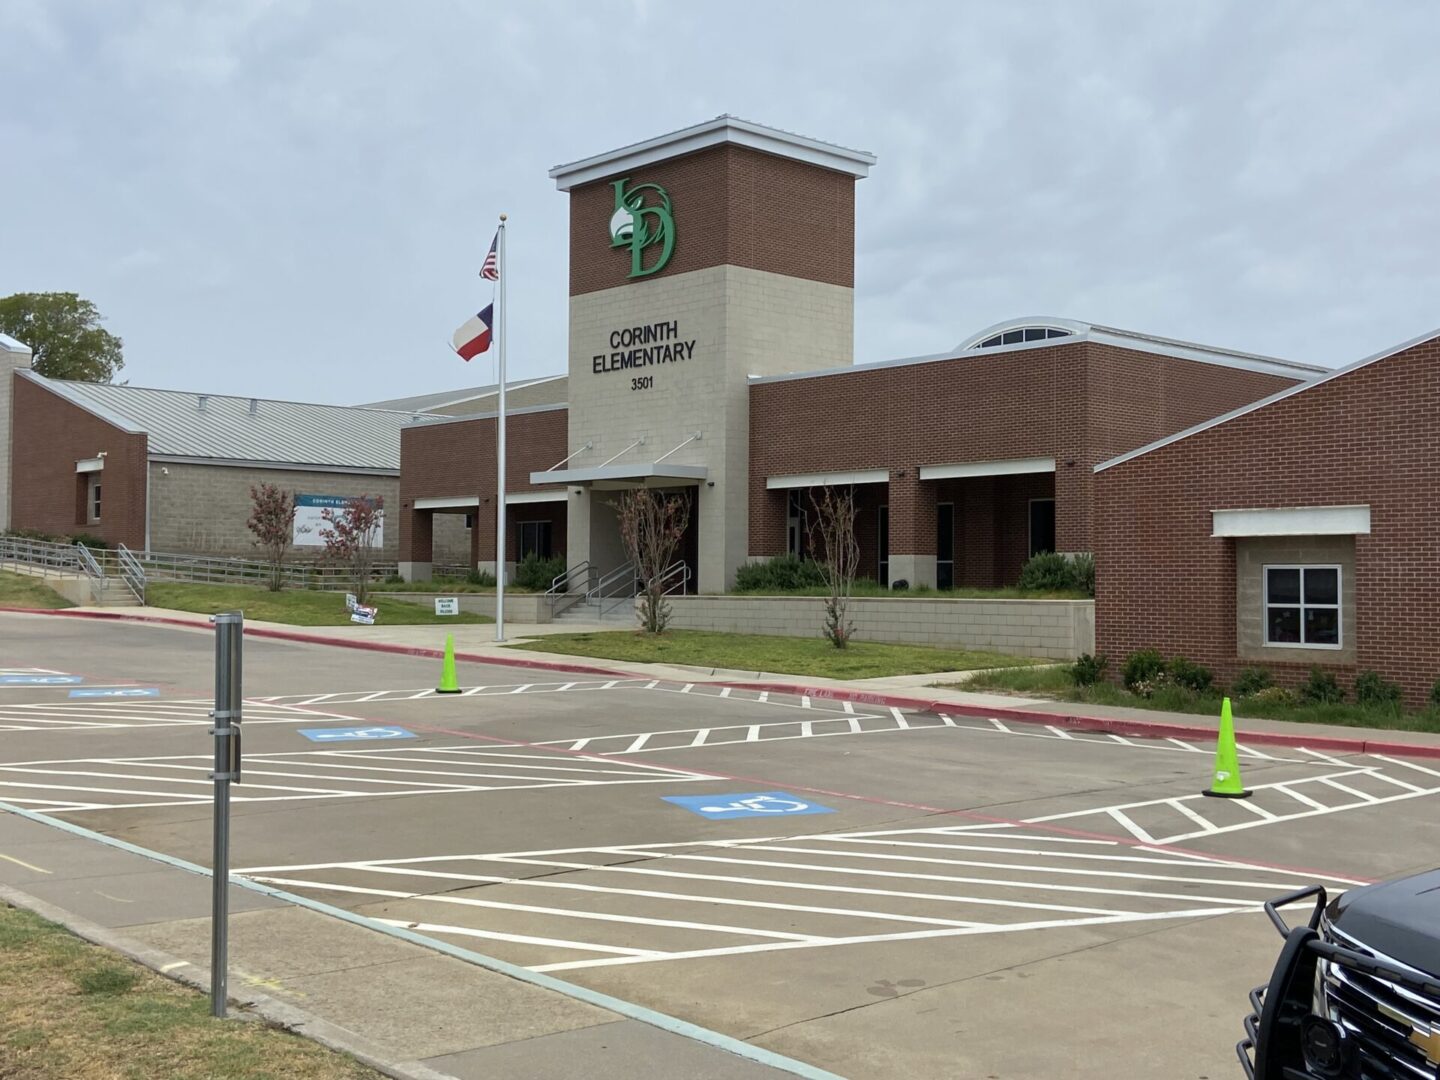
[1095,330,1440,705]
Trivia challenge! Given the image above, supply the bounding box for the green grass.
[145,583,492,626]
[732,581,1090,600]
[509,629,1038,679]
[0,571,74,609]
[958,665,1440,733]
[0,902,384,1080]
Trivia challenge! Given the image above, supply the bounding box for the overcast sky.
[3,1,1437,405]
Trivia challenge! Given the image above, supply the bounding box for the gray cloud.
[3,0,1436,402]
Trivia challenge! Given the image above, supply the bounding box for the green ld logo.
[610,178,674,279]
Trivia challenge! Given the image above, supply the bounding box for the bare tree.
[246,483,296,591]
[318,495,384,606]
[807,486,860,649]
[614,489,691,634]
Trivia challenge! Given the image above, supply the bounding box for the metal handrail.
[0,536,82,578]
[657,559,691,597]
[74,543,105,592]
[545,560,594,618]
[115,544,147,605]
[593,560,639,617]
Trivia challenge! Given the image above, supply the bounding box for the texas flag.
[451,303,493,361]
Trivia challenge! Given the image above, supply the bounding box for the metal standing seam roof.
[359,374,566,413]
[20,371,441,471]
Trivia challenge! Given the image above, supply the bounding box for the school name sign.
[591,320,697,375]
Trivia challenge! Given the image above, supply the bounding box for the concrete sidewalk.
[0,808,820,1080]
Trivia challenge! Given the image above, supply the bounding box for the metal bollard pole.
[209,611,243,1018]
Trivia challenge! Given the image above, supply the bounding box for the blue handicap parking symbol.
[68,687,160,699]
[0,674,84,686]
[662,791,836,820]
[298,726,416,743]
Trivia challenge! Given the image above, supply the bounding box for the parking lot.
[3,610,1439,1078]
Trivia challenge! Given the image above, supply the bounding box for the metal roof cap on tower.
[548,115,876,191]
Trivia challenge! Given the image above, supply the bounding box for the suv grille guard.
[1239,886,1440,1079]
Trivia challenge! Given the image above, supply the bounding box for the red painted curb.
[718,679,1440,761]
[0,606,635,680]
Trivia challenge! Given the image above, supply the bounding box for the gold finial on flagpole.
[499,212,507,221]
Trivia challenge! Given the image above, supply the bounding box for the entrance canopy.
[529,462,708,491]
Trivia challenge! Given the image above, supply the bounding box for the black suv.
[1241,874,1440,1078]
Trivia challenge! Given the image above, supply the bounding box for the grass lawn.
[0,570,74,610]
[959,665,1440,734]
[510,629,1038,679]
[145,583,492,627]
[0,902,382,1080]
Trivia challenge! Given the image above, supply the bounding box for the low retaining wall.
[661,595,1094,660]
[377,591,552,623]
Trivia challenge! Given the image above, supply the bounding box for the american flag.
[480,231,499,281]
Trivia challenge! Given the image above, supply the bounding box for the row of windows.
[975,327,1072,348]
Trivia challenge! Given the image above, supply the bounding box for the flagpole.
[494,213,508,642]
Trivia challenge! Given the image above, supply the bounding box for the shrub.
[68,532,108,549]
[1300,667,1344,704]
[1354,670,1402,707]
[1129,672,1176,700]
[384,573,405,585]
[1432,678,1440,707]
[733,555,828,593]
[1071,553,1096,598]
[1070,653,1108,687]
[514,552,566,592]
[1232,666,1273,697]
[1168,657,1214,694]
[467,567,496,587]
[1122,648,1167,691]
[1249,685,1299,707]
[1016,551,1096,598]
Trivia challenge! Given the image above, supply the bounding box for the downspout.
[144,453,152,555]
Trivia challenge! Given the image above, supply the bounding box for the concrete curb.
[8,603,1440,759]
[0,881,457,1080]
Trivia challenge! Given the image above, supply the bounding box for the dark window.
[787,489,804,558]
[974,327,1072,349]
[1264,566,1341,648]
[1024,327,1046,341]
[518,521,552,560]
[463,513,474,530]
[89,479,102,524]
[1028,499,1056,557]
[1001,329,1023,345]
[878,505,889,587]
[1046,328,1070,339]
[980,335,1002,348]
[936,503,954,590]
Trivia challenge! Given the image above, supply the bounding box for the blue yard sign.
[662,792,836,820]
[0,674,84,686]
[68,687,160,699]
[298,726,416,743]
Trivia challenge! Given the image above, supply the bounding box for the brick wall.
[568,144,855,296]
[1095,333,1440,705]
[399,406,568,562]
[748,341,1301,585]
[10,375,147,548]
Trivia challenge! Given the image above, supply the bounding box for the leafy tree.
[807,486,860,649]
[246,484,296,591]
[318,496,384,605]
[0,292,125,382]
[614,489,690,634]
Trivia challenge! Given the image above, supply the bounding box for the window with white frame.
[87,476,102,524]
[1264,565,1341,648]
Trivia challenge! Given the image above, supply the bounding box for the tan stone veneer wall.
[566,264,854,592]
[658,595,1094,660]
[1235,535,1356,666]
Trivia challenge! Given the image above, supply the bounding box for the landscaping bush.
[514,552,566,592]
[384,573,405,585]
[1168,657,1214,694]
[1301,667,1344,704]
[1016,551,1095,597]
[68,532,108,549]
[1069,652,1107,687]
[1122,648,1167,691]
[1232,666,1273,697]
[1249,685,1299,707]
[1354,670,1402,707]
[1128,672,1176,700]
[467,567,497,587]
[733,555,828,593]
[1432,678,1440,707]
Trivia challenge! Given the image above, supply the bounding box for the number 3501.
[631,376,654,391]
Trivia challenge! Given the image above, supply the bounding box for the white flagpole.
[494,213,508,642]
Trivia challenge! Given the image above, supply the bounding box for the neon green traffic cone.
[436,634,461,694]
[1202,696,1251,798]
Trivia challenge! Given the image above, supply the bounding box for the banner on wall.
[293,494,384,548]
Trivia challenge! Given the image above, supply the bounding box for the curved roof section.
[20,371,440,472]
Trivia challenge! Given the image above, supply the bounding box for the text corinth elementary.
[592,320,697,374]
